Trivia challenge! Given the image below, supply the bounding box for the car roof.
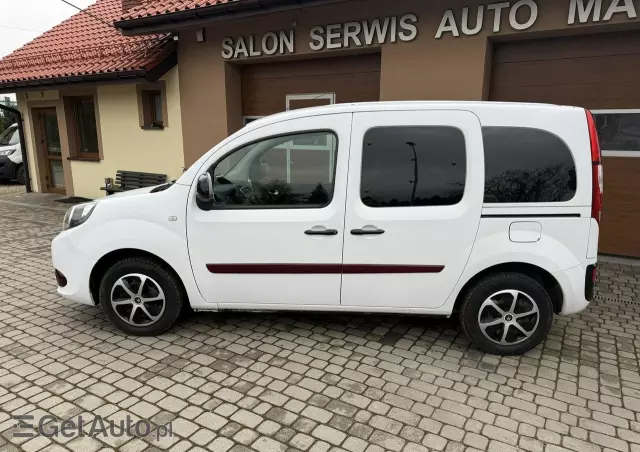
[243,101,583,131]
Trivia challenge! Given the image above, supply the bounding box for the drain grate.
[594,295,640,306]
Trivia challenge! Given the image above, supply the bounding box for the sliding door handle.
[351,228,385,236]
[305,228,338,236]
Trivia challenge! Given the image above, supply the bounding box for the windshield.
[0,126,18,146]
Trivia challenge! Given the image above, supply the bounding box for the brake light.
[586,110,603,224]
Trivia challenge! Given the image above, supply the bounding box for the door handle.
[305,229,338,236]
[351,228,385,236]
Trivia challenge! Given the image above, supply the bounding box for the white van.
[0,123,25,184]
[51,102,602,355]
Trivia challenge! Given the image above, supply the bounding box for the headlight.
[0,148,15,156]
[62,202,97,231]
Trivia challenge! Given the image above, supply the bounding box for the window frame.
[63,94,102,162]
[137,82,168,130]
[591,109,640,158]
[205,129,340,211]
[359,125,468,209]
[481,126,578,205]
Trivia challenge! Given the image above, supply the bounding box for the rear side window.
[483,127,577,203]
[361,126,466,207]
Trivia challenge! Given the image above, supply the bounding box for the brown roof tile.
[0,0,172,87]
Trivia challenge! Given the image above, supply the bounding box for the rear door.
[341,110,484,310]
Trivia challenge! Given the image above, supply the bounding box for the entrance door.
[187,112,352,308]
[341,110,484,310]
[35,108,64,194]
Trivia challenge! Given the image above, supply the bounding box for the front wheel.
[459,272,553,355]
[16,164,25,185]
[99,257,184,336]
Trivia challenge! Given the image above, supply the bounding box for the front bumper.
[51,232,97,306]
[0,156,17,179]
[554,258,598,316]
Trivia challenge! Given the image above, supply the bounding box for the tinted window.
[483,127,576,203]
[361,127,466,208]
[206,131,337,209]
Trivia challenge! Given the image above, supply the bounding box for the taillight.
[586,110,603,224]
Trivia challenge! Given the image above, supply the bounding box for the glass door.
[37,108,64,194]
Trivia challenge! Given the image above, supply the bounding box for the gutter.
[0,49,178,94]
[0,104,31,193]
[0,70,146,94]
[115,0,350,36]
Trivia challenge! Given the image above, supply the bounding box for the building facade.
[117,0,640,257]
[16,68,185,199]
[1,0,639,257]
[0,0,184,199]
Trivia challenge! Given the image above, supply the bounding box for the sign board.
[221,0,639,60]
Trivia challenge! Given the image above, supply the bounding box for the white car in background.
[0,123,25,184]
[51,102,602,355]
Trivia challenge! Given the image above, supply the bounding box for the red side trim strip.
[206,264,444,274]
[206,264,342,274]
[342,265,444,274]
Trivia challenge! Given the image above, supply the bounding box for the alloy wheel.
[110,273,166,327]
[477,289,540,346]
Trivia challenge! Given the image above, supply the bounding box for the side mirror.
[196,173,213,203]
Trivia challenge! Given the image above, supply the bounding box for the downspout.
[0,104,31,193]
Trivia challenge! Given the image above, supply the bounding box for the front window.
[0,126,18,146]
[203,131,338,209]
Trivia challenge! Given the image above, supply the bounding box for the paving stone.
[312,425,347,446]
[1,197,640,452]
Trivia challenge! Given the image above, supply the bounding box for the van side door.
[187,113,352,308]
[341,110,484,311]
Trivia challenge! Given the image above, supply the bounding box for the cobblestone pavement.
[0,184,25,196]
[1,194,640,452]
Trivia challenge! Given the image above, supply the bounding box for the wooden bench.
[101,170,167,195]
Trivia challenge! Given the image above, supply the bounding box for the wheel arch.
[453,262,563,315]
[89,248,188,306]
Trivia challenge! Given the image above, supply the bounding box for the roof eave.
[0,51,178,94]
[115,0,349,36]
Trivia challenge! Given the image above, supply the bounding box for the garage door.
[241,53,381,118]
[490,31,640,257]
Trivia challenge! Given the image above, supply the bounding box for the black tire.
[99,257,184,336]
[16,164,25,185]
[459,272,553,355]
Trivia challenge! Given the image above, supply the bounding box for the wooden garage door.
[242,53,381,117]
[490,31,640,257]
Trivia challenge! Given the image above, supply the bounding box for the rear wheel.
[459,272,553,355]
[99,257,184,336]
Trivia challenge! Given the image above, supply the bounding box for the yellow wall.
[70,66,185,199]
